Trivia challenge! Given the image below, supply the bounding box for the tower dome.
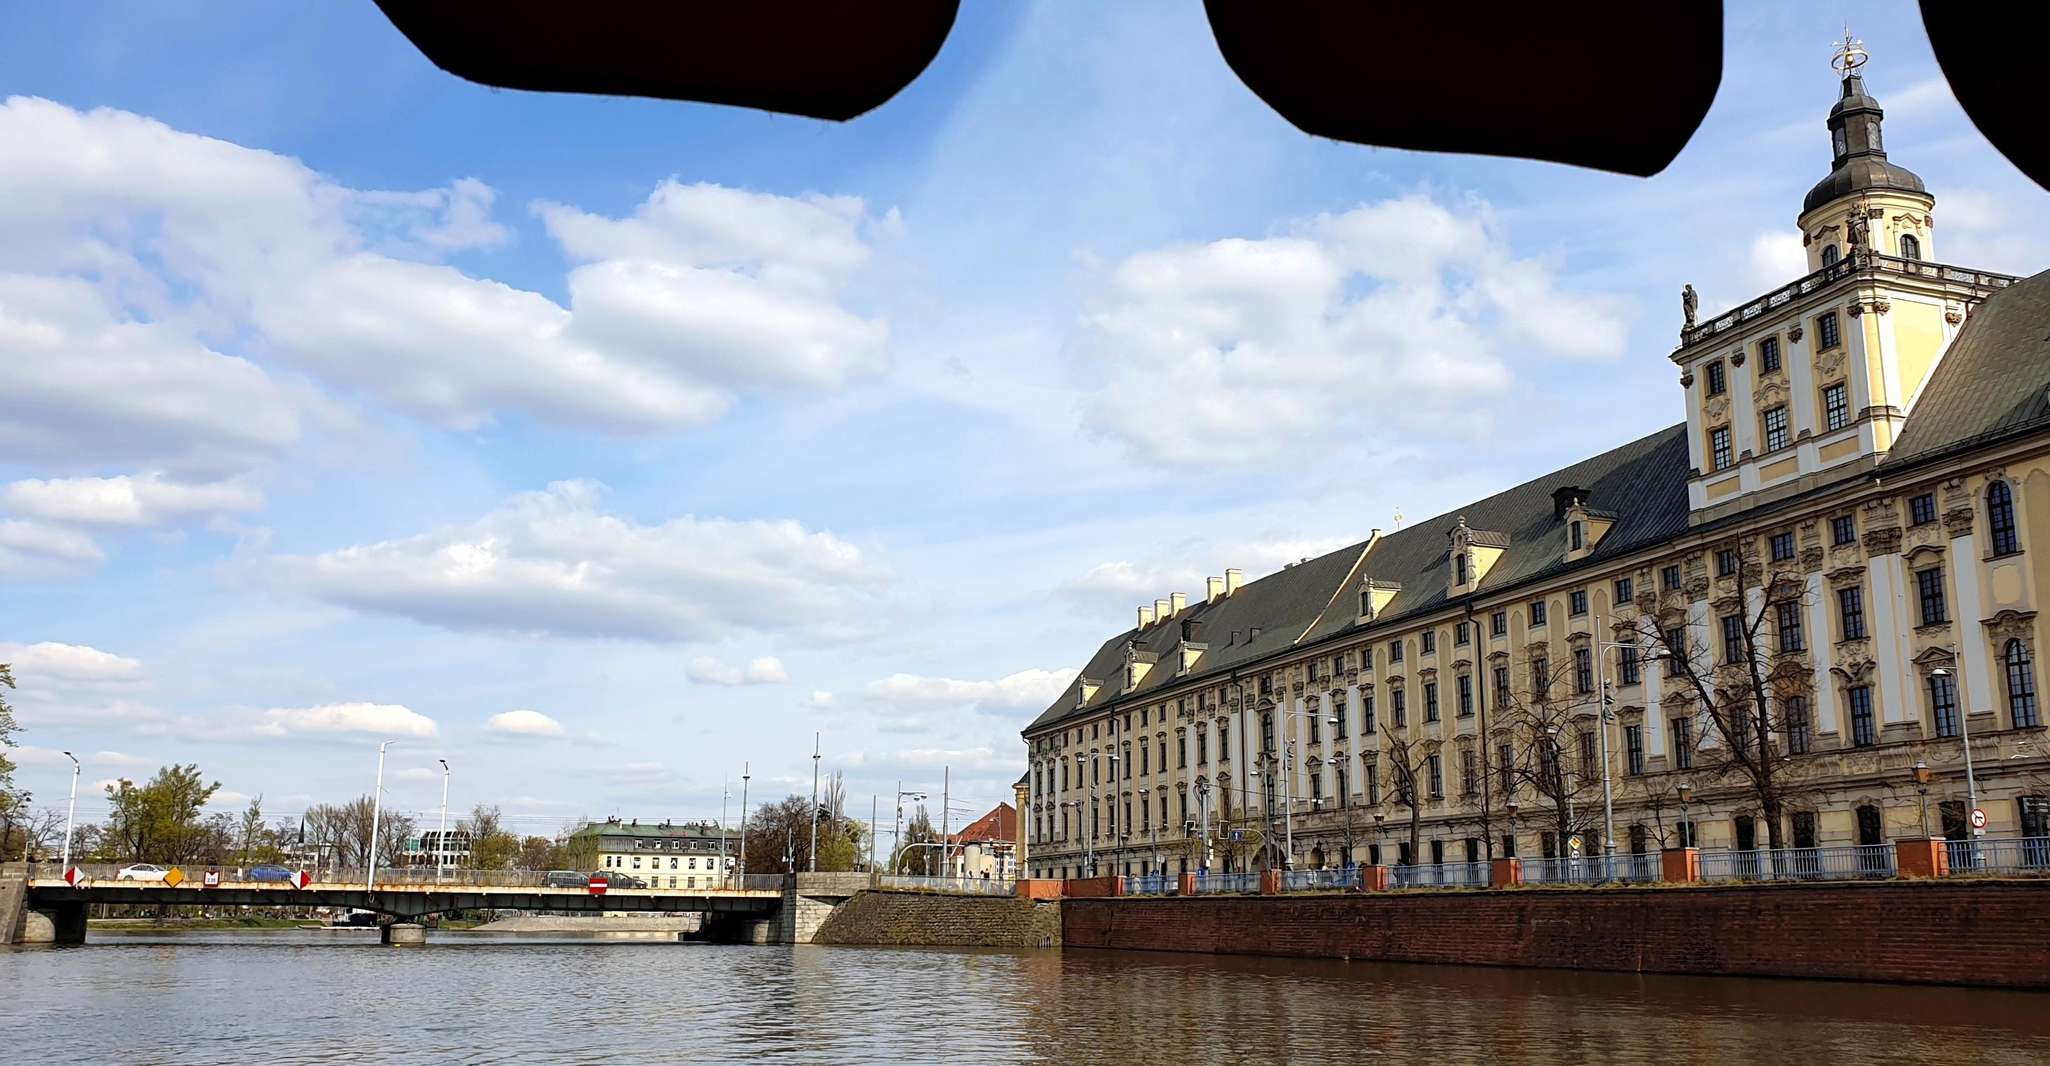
[1801,37,1928,213]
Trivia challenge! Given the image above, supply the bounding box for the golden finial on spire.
[1831,24,1869,79]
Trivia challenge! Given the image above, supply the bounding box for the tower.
[1672,30,2017,524]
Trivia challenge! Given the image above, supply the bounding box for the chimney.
[1206,576,1224,602]
[1138,604,1155,628]
[1155,597,1171,621]
[1224,568,1244,595]
[1170,592,1187,615]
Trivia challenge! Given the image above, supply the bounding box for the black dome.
[1804,157,1929,213]
[1802,72,1931,215]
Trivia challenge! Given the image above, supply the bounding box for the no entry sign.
[587,874,608,896]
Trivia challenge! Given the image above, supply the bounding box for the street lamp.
[808,732,821,873]
[739,761,751,886]
[1271,710,1341,871]
[1676,782,1694,848]
[1913,761,1934,839]
[436,758,451,880]
[366,739,394,892]
[893,785,927,874]
[1932,654,1981,836]
[59,751,79,872]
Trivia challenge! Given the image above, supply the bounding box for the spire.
[1802,30,1928,215]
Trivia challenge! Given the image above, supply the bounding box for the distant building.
[570,818,739,888]
[405,829,473,867]
[945,803,1018,879]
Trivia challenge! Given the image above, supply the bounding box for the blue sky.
[4,2,2045,842]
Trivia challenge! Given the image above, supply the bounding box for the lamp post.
[1913,761,1934,839]
[1139,787,1161,877]
[739,762,751,886]
[1676,782,1694,848]
[1326,756,1357,870]
[1588,621,1655,868]
[808,732,821,873]
[892,785,926,874]
[366,740,393,892]
[1932,650,1981,835]
[435,758,451,879]
[1274,710,1341,870]
[59,751,79,872]
[1194,778,1213,875]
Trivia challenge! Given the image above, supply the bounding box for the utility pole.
[808,732,821,872]
[366,740,392,891]
[59,751,79,872]
[941,765,951,879]
[436,758,451,879]
[869,794,879,872]
[739,762,751,886]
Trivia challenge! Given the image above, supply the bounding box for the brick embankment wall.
[0,867,27,945]
[813,890,1060,948]
[1063,881,2050,988]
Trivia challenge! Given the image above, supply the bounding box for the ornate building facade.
[1018,58,2050,880]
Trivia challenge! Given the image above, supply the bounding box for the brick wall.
[1063,881,2050,988]
[814,890,1061,948]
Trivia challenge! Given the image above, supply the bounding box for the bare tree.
[1632,542,1819,852]
[1493,652,1608,856]
[1380,732,1442,864]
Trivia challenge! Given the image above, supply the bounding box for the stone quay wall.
[813,890,1061,948]
[1062,880,2050,988]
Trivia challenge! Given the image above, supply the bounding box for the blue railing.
[1520,854,1660,885]
[1696,844,1893,882]
[1387,862,1487,889]
[1191,871,1259,895]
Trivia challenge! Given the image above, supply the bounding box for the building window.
[1455,552,1469,584]
[1824,382,1850,431]
[1899,233,1921,260]
[1457,673,1474,718]
[1769,531,1795,562]
[1664,628,1686,675]
[1929,672,1961,738]
[1421,630,1436,654]
[1910,493,1937,526]
[1821,244,1840,267]
[1574,648,1594,694]
[1391,687,1407,727]
[1191,731,1202,767]
[1461,750,1478,796]
[1706,360,1727,396]
[1990,480,2021,556]
[1818,311,1842,350]
[1570,521,1584,550]
[1261,714,1274,753]
[1619,645,1641,685]
[1390,639,1405,663]
[1363,688,1377,734]
[1308,712,1321,744]
[1493,665,1511,709]
[1847,686,1876,747]
[1530,600,1548,627]
[1333,694,1350,739]
[1569,590,1588,616]
[1308,772,1322,803]
[2008,640,2040,729]
[1777,601,1805,653]
[1455,621,1470,646]
[1531,657,1551,699]
[1214,729,1224,762]
[1672,717,1693,770]
[1624,724,1644,775]
[1710,426,1733,471]
[1579,731,1597,778]
[1763,405,1790,452]
[1614,577,1634,604]
[1423,682,1440,722]
[1490,610,1508,637]
[1427,754,1443,799]
[1716,548,1739,577]
[1720,614,1744,664]
[1838,586,1867,640]
[1916,566,1949,626]
[1831,514,1857,545]
[1759,335,1781,373]
[1661,564,1683,591]
[1788,694,1814,756]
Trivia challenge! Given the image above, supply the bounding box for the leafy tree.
[238,795,266,865]
[746,793,868,873]
[516,835,556,870]
[891,803,940,874]
[0,663,23,860]
[555,819,599,871]
[463,803,521,868]
[303,795,414,869]
[102,764,221,863]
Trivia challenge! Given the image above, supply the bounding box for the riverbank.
[470,914,702,934]
[89,916,316,930]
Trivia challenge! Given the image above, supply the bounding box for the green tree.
[0,663,25,860]
[891,804,940,874]
[237,794,266,865]
[463,804,520,868]
[102,764,221,863]
[516,835,556,870]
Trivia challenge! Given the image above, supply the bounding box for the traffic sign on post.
[587,874,608,896]
[294,870,311,889]
[64,866,84,887]
[1971,807,1989,831]
[163,867,185,887]
[202,869,221,888]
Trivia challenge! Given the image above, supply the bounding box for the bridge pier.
[21,905,87,945]
[380,922,427,946]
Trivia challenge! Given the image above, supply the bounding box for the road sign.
[294,870,311,889]
[202,869,221,888]
[1568,835,1584,857]
[64,866,84,887]
[587,874,608,896]
[1970,807,1989,830]
[163,867,185,887]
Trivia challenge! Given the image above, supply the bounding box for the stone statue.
[1847,212,1868,251]
[1681,284,1698,328]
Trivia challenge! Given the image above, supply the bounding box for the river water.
[8,931,2050,1064]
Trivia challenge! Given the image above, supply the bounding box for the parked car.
[601,872,647,889]
[542,869,588,888]
[246,863,296,883]
[116,863,169,881]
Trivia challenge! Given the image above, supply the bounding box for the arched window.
[2007,639,2039,729]
[1989,480,2020,556]
[1821,244,1840,266]
[1898,233,1921,261]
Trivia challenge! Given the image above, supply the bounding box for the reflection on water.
[7,932,2050,1065]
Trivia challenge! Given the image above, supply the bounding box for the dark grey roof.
[1886,269,2050,467]
[1804,156,1929,214]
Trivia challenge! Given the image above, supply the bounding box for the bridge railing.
[26,862,776,892]
[877,874,1016,896]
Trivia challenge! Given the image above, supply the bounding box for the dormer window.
[1455,552,1469,584]
[1705,360,1727,396]
[1359,589,1372,616]
[1569,521,1584,551]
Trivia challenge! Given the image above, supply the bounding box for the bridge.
[5,863,787,946]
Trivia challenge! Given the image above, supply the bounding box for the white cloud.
[0,97,892,450]
[485,709,566,738]
[1745,231,1807,292]
[249,702,439,740]
[844,746,1016,774]
[863,668,1076,712]
[12,745,149,769]
[4,472,261,527]
[0,641,155,725]
[799,690,835,710]
[272,480,885,642]
[0,518,104,574]
[686,655,789,686]
[1062,532,1355,614]
[1080,194,1627,465]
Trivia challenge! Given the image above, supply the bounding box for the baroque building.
[1017,53,2049,880]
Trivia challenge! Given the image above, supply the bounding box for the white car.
[116,863,169,882]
